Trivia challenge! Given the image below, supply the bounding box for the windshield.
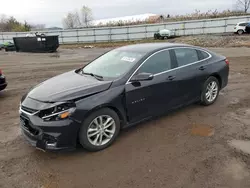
[82,50,146,79]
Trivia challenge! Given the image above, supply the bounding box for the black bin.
[13,35,59,53]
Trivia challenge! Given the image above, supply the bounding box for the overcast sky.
[0,0,236,27]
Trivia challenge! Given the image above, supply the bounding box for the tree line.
[0,15,46,32]
[63,1,250,29]
[0,15,31,32]
[1,0,249,31]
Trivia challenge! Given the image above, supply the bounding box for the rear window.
[174,48,199,67]
[197,50,210,60]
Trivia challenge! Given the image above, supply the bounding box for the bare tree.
[0,14,7,31]
[80,6,93,27]
[63,11,81,29]
[236,0,250,13]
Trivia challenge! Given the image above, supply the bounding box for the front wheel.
[200,76,220,106]
[79,108,120,152]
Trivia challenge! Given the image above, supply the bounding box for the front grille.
[20,115,39,136]
[21,106,38,114]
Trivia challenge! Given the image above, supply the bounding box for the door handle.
[167,76,176,81]
[199,66,206,71]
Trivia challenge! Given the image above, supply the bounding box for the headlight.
[39,102,76,121]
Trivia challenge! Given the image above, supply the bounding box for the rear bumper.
[220,65,229,90]
[20,113,81,152]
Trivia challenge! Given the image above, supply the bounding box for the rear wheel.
[154,33,158,40]
[200,76,220,106]
[237,29,244,35]
[79,108,120,152]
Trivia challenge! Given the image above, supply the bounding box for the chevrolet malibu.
[19,43,229,152]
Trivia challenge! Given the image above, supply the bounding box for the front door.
[125,49,176,123]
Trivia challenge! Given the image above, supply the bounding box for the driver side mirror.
[130,72,154,82]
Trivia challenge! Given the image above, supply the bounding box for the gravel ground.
[61,35,250,49]
[0,47,250,188]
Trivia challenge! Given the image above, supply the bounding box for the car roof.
[237,21,250,24]
[116,43,192,53]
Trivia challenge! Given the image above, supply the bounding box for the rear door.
[169,47,211,106]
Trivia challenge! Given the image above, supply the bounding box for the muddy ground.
[0,47,250,188]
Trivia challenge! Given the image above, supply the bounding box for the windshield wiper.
[82,71,104,81]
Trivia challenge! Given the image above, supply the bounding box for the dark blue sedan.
[20,43,229,152]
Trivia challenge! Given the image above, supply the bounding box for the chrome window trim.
[126,47,212,85]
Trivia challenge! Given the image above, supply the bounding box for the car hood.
[27,70,113,102]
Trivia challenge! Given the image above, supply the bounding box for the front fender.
[72,85,127,125]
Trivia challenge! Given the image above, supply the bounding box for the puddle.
[191,124,214,137]
[228,140,250,155]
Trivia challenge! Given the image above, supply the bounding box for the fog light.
[46,142,57,147]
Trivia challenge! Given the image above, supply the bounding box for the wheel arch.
[209,73,222,89]
[237,29,244,34]
[76,104,127,146]
[82,104,127,127]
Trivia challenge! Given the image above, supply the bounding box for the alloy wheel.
[205,81,218,103]
[87,115,116,146]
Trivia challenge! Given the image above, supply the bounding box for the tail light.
[225,59,229,65]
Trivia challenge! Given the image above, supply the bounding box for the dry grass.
[91,10,250,28]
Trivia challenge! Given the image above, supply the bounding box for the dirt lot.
[0,47,250,188]
[61,35,250,48]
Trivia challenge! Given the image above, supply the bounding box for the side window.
[239,23,247,26]
[174,48,199,67]
[137,50,171,74]
[197,50,210,60]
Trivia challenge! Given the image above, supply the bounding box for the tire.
[237,29,244,35]
[154,34,158,40]
[200,76,220,106]
[79,108,120,152]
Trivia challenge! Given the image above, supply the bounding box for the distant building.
[92,13,163,26]
[30,27,63,31]
[46,27,63,31]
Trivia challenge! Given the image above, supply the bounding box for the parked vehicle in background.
[154,29,176,39]
[246,23,250,34]
[234,22,250,35]
[0,43,4,50]
[19,43,229,152]
[0,69,7,91]
[3,42,16,52]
